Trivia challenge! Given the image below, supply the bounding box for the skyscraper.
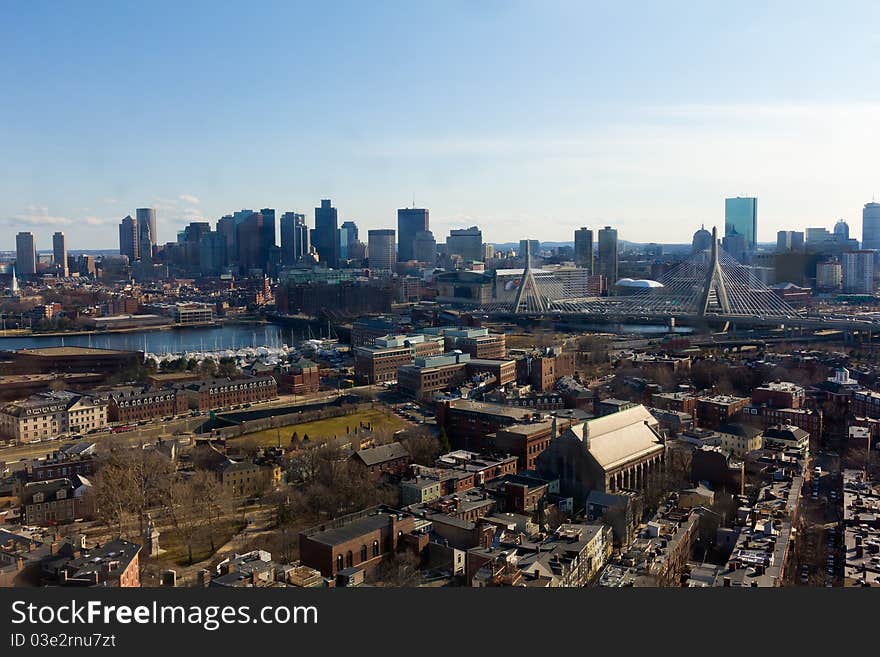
[53,231,68,277]
[15,232,36,276]
[368,229,396,272]
[833,219,850,241]
[217,215,236,255]
[397,208,429,262]
[259,208,277,271]
[119,215,138,261]
[519,240,540,258]
[842,251,875,294]
[281,212,309,265]
[179,221,211,271]
[776,230,804,253]
[236,211,271,273]
[136,208,157,256]
[339,221,359,261]
[724,197,758,250]
[314,199,339,268]
[447,226,482,262]
[596,226,618,291]
[413,230,437,265]
[260,208,276,247]
[574,227,593,270]
[863,202,880,251]
[199,231,228,276]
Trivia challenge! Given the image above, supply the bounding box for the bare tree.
[372,550,422,587]
[191,469,231,553]
[161,474,213,565]
[400,426,441,466]
[92,442,174,538]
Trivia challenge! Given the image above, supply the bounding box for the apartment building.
[696,395,749,429]
[0,391,108,443]
[183,376,277,412]
[852,389,880,419]
[751,382,806,409]
[717,423,764,457]
[107,385,187,423]
[20,476,93,526]
[353,334,444,384]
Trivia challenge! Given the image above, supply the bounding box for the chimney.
[551,415,558,439]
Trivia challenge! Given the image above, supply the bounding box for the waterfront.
[0,323,317,354]
[0,319,690,355]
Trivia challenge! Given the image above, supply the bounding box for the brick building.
[25,443,97,482]
[752,382,806,409]
[6,346,142,375]
[183,376,277,412]
[397,352,471,401]
[107,385,187,423]
[274,358,320,395]
[759,406,823,437]
[483,386,564,411]
[650,391,698,416]
[299,508,422,578]
[439,327,507,360]
[513,346,576,392]
[438,400,536,450]
[696,395,749,430]
[466,359,517,387]
[353,334,443,384]
[53,539,141,587]
[350,442,410,478]
[852,389,880,419]
[491,416,578,471]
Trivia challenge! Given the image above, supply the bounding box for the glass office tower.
[724,197,757,250]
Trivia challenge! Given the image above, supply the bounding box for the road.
[793,448,843,586]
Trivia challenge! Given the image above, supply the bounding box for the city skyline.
[3,3,880,249]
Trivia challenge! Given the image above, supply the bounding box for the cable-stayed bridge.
[472,228,880,331]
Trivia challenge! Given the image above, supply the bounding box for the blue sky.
[2,1,879,250]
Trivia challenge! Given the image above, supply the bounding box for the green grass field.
[234,407,407,448]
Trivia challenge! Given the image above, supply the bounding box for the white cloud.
[4,205,72,227]
[179,194,201,205]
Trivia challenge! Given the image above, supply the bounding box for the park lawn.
[159,518,246,567]
[234,407,407,448]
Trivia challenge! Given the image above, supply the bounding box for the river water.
[0,323,313,355]
[0,320,690,355]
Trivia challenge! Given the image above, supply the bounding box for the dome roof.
[615,278,664,289]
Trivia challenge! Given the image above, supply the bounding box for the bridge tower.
[696,226,731,317]
[512,240,547,314]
